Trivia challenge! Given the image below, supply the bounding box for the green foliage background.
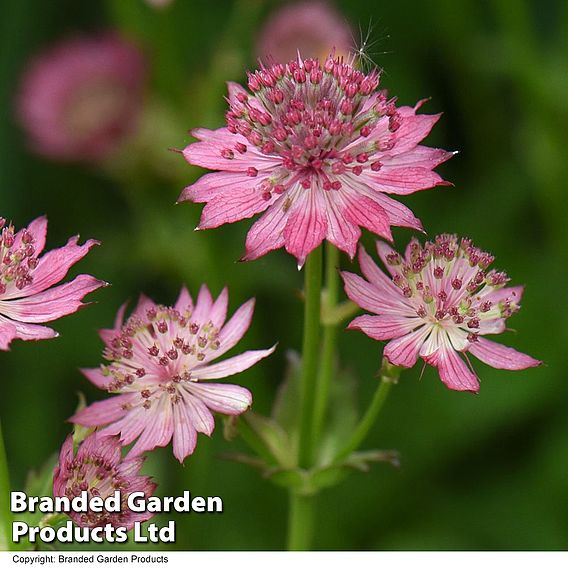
[0,0,566,550]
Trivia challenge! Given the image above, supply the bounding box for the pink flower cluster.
[71,286,274,462]
[180,53,452,265]
[342,237,541,392]
[256,1,353,64]
[0,216,104,350]
[53,433,156,530]
[17,34,146,163]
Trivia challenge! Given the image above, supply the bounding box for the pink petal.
[348,314,421,340]
[213,298,255,359]
[183,127,279,172]
[81,367,111,389]
[172,398,198,462]
[364,167,448,196]
[180,391,215,435]
[341,271,414,316]
[467,337,541,370]
[132,294,157,318]
[390,111,442,155]
[129,399,174,457]
[3,275,105,322]
[380,146,454,169]
[175,286,193,313]
[70,393,134,427]
[4,237,100,299]
[191,346,275,380]
[210,287,229,328]
[99,302,128,345]
[481,285,524,305]
[242,198,290,261]
[342,194,392,240]
[357,245,405,300]
[0,316,58,350]
[198,188,271,229]
[425,346,480,393]
[192,284,213,324]
[186,382,252,415]
[384,326,431,368]
[372,193,424,231]
[322,190,361,258]
[283,188,327,266]
[100,406,148,445]
[19,216,48,256]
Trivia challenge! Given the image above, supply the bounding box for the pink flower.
[53,433,156,529]
[342,236,541,393]
[71,286,275,462]
[179,54,452,266]
[257,1,353,63]
[0,216,105,351]
[17,34,146,163]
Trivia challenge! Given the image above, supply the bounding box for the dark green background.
[0,0,566,550]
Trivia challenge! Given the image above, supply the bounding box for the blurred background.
[0,0,567,551]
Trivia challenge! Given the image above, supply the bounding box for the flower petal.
[210,287,229,328]
[3,237,100,299]
[242,198,290,261]
[1,275,105,322]
[129,398,174,457]
[283,187,327,266]
[183,127,279,172]
[70,393,135,427]
[348,314,421,341]
[341,271,414,316]
[212,298,255,360]
[180,391,215,435]
[191,346,275,380]
[172,398,198,462]
[384,325,431,368]
[425,345,479,393]
[185,382,252,415]
[467,337,541,370]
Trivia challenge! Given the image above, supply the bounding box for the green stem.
[287,492,315,551]
[0,419,13,551]
[334,360,399,463]
[312,243,340,449]
[297,247,323,469]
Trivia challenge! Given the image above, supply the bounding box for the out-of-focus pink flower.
[53,433,156,529]
[257,1,353,63]
[17,34,146,163]
[71,286,275,462]
[179,54,452,266]
[145,0,174,8]
[0,216,105,351]
[342,236,541,393]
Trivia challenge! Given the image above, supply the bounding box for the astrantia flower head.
[342,236,541,393]
[257,1,353,63]
[71,286,275,462]
[180,53,453,265]
[17,34,146,163]
[53,433,156,529]
[0,216,105,350]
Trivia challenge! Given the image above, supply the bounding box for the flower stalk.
[287,492,315,551]
[334,359,400,464]
[297,246,323,468]
[0,419,13,551]
[312,242,340,449]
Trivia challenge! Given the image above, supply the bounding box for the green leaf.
[243,413,296,469]
[13,453,59,551]
[317,366,359,465]
[271,350,301,452]
[72,392,94,449]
